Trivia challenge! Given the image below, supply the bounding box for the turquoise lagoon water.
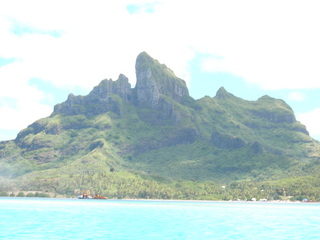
[1,198,320,239]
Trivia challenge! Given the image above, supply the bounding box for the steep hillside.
[1,52,320,199]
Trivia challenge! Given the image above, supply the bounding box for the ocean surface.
[1,198,320,239]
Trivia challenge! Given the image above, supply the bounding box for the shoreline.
[0,196,317,204]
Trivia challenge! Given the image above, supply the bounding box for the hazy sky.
[0,0,319,141]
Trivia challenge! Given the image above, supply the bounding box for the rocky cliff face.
[134,52,189,108]
[90,74,132,103]
[54,74,132,116]
[253,96,296,124]
[135,66,160,107]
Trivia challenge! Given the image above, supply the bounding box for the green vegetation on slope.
[1,52,319,200]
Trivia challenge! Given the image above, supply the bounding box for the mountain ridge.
[1,52,320,200]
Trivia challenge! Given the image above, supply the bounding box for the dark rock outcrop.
[250,141,263,154]
[167,128,198,146]
[211,131,246,149]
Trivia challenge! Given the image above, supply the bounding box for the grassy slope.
[129,92,318,182]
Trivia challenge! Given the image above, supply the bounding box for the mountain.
[1,52,320,200]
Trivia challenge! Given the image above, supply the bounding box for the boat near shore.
[77,190,107,199]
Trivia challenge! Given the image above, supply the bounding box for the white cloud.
[288,91,305,102]
[1,0,320,89]
[0,61,53,140]
[0,0,198,99]
[298,109,320,140]
[188,1,320,90]
[0,83,53,140]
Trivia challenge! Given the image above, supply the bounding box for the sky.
[0,0,319,141]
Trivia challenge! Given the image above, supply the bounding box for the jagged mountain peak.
[135,51,153,67]
[53,52,190,116]
[134,52,189,107]
[215,87,236,100]
[135,52,175,77]
[53,73,132,116]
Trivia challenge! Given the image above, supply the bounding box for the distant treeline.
[2,171,319,201]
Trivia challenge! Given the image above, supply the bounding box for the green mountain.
[1,52,320,200]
